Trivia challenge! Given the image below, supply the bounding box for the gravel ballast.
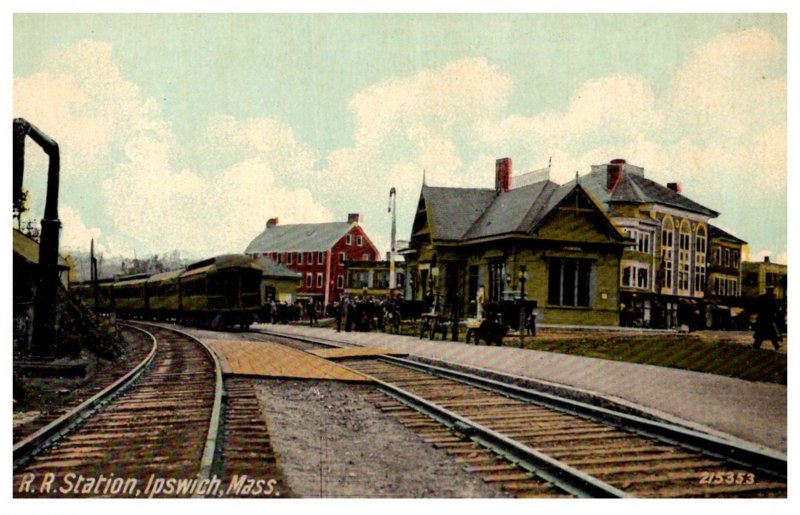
[255,379,506,498]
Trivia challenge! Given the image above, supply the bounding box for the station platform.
[255,324,787,454]
[202,339,369,382]
[307,347,408,360]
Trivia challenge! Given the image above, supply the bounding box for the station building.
[404,158,630,326]
[245,214,380,305]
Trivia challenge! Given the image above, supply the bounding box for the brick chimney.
[347,213,362,224]
[764,256,771,263]
[667,182,682,194]
[266,217,279,228]
[495,157,512,192]
[607,158,625,190]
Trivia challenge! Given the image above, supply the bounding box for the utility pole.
[91,238,99,312]
[388,187,397,294]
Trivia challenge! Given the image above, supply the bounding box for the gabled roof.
[420,185,496,241]
[464,180,559,239]
[708,224,747,245]
[253,256,303,278]
[576,167,718,217]
[419,180,624,243]
[245,222,355,253]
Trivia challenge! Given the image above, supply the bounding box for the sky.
[11,11,788,263]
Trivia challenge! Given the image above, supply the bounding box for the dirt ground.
[255,379,506,498]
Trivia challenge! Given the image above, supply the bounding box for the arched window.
[661,216,674,291]
[695,225,707,293]
[678,220,692,292]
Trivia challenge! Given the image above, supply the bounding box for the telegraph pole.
[388,187,397,293]
[91,238,99,312]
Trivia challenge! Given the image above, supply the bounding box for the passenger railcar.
[112,274,149,319]
[70,253,263,330]
[146,269,182,321]
[179,254,263,329]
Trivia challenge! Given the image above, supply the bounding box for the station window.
[297,253,303,264]
[337,275,344,289]
[339,252,346,264]
[316,272,324,288]
[548,259,591,307]
[346,234,353,245]
[287,252,293,264]
[305,274,312,287]
[357,236,363,246]
[318,252,325,264]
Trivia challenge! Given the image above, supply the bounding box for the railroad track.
[14,322,289,498]
[14,324,220,498]
[13,325,154,444]
[256,328,787,498]
[214,376,291,497]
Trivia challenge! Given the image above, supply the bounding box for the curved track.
[13,325,154,445]
[14,324,221,498]
[257,328,787,498]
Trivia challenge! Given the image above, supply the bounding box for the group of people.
[261,295,403,333]
[261,299,306,325]
[327,296,402,333]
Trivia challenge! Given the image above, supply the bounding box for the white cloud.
[59,205,103,252]
[102,134,332,257]
[349,57,511,147]
[14,29,786,261]
[16,40,334,258]
[13,41,171,181]
[478,74,662,175]
[661,28,785,142]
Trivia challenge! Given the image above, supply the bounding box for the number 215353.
[699,471,755,485]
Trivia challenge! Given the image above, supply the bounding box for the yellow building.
[566,159,721,328]
[405,158,629,326]
[253,256,302,304]
[743,257,787,302]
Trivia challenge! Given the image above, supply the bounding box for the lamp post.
[518,265,528,346]
[429,266,439,313]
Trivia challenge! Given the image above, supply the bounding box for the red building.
[245,213,379,305]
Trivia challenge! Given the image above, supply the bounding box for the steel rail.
[13,323,157,470]
[383,355,788,481]
[371,374,626,497]
[128,321,224,487]
[256,328,622,497]
[257,328,787,482]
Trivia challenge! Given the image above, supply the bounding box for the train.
[71,254,263,330]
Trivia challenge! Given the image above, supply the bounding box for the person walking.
[333,300,343,332]
[306,301,318,327]
[344,298,354,332]
[753,287,782,351]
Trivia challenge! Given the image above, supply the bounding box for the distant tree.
[13,187,29,230]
